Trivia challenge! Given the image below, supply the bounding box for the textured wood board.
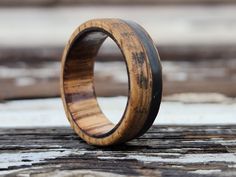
[1,45,236,63]
[1,6,236,47]
[0,5,236,100]
[0,125,236,176]
[0,58,236,100]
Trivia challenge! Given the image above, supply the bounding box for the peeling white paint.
[99,153,236,164]
[0,168,29,176]
[0,148,90,170]
[0,149,71,169]
[0,63,60,79]
[183,139,236,146]
[129,153,236,163]
[189,169,221,175]
[15,77,36,87]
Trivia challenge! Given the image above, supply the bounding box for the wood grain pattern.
[61,19,162,146]
[1,125,236,176]
[1,45,236,64]
[0,58,235,100]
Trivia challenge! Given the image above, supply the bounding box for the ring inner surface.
[63,30,122,137]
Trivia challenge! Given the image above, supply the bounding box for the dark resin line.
[124,20,162,138]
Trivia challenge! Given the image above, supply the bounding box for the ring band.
[61,18,162,146]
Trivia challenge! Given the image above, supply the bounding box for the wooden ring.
[61,18,162,146]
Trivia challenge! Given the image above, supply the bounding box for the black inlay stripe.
[124,20,163,138]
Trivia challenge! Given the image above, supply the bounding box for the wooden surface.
[1,3,235,176]
[0,5,236,100]
[1,6,236,47]
[1,58,235,100]
[1,125,236,176]
[1,45,236,63]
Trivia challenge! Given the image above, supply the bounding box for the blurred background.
[0,0,236,126]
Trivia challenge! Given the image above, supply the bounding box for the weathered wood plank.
[1,6,236,48]
[1,58,236,100]
[1,45,236,63]
[1,6,236,100]
[0,125,236,176]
